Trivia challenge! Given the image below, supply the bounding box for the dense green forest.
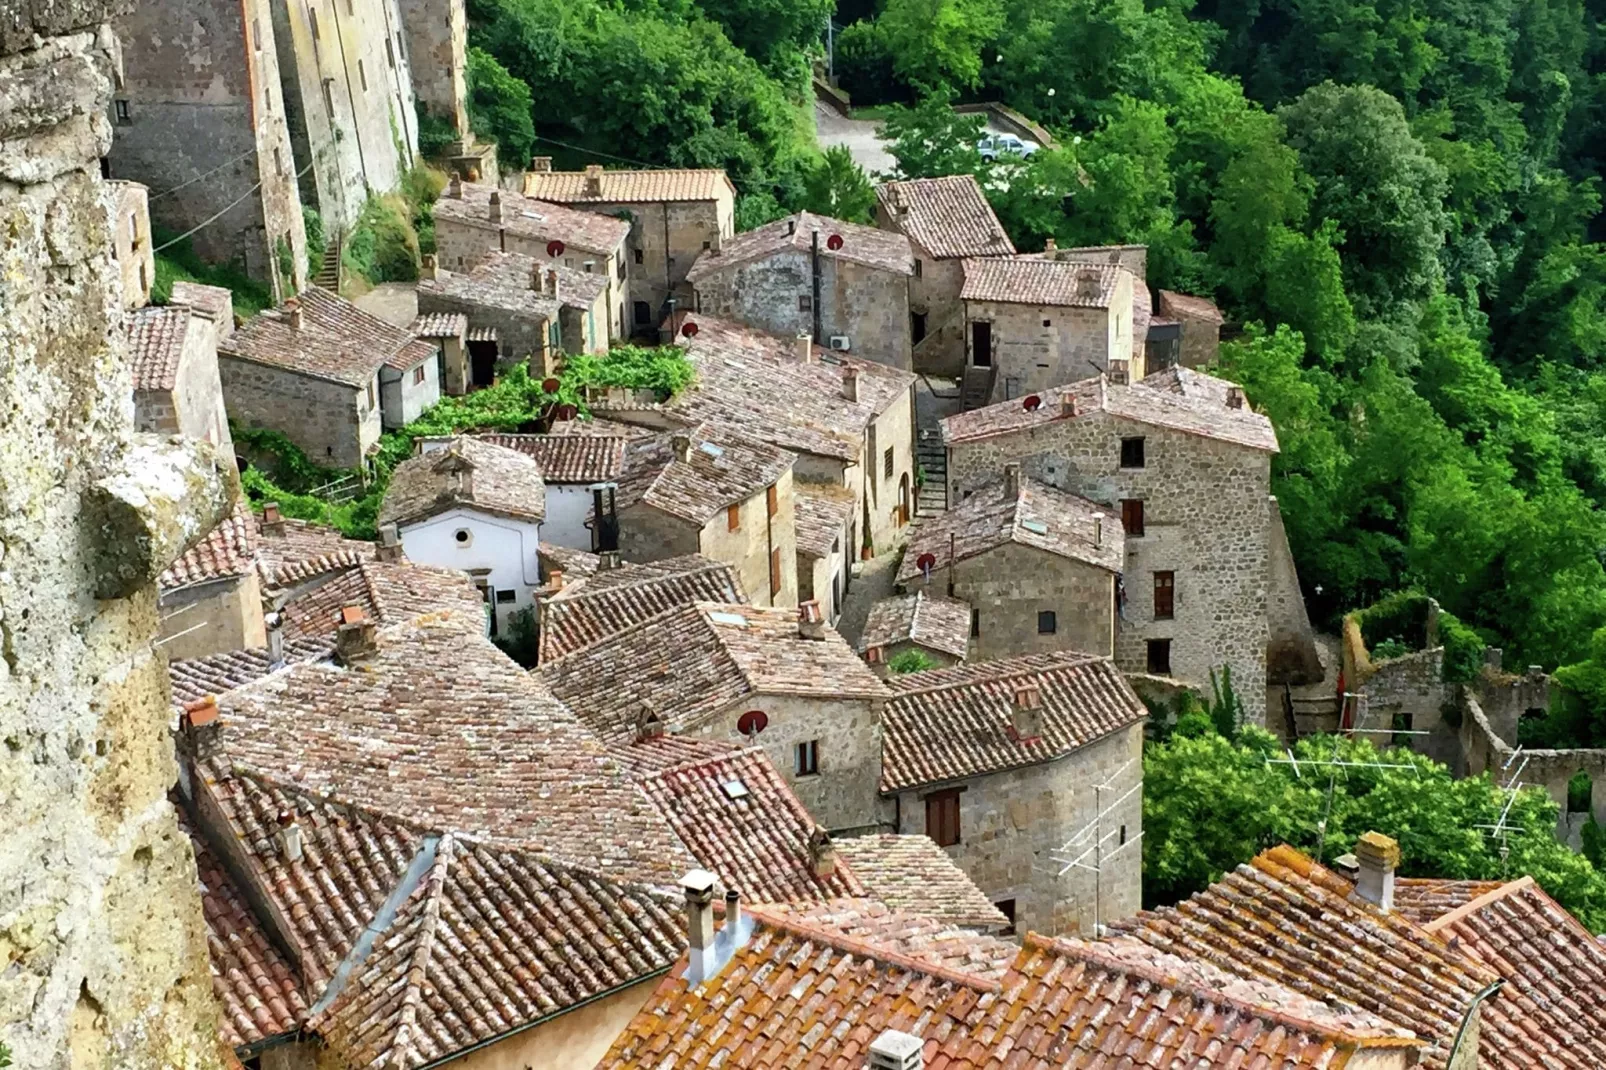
[465,0,1606,729]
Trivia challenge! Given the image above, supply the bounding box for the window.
[798,294,812,312]
[1391,712,1414,748]
[913,259,923,278]
[883,446,895,479]
[925,789,962,847]
[1038,610,1057,634]
[634,248,644,265]
[412,364,426,385]
[252,17,262,50]
[995,899,1016,935]
[310,9,320,39]
[385,36,395,68]
[702,240,711,250]
[727,503,740,531]
[322,78,335,118]
[114,99,130,122]
[912,311,927,343]
[1120,436,1146,469]
[795,740,819,777]
[770,547,783,597]
[1042,318,1052,328]
[766,484,778,518]
[1153,571,1174,620]
[345,0,354,13]
[970,608,980,637]
[453,528,472,545]
[495,589,517,604]
[357,59,367,92]
[1121,498,1145,537]
[1146,638,1172,675]
[633,300,651,326]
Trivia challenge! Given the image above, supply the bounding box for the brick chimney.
[531,156,553,172]
[1353,831,1399,911]
[335,606,378,665]
[1011,682,1043,740]
[672,434,692,463]
[276,810,304,863]
[635,705,665,742]
[546,568,565,592]
[808,827,837,878]
[447,174,463,198]
[1044,237,1057,252]
[1061,391,1078,418]
[284,299,302,330]
[376,522,402,562]
[1226,385,1245,410]
[1106,359,1130,386]
[488,190,503,224]
[1003,463,1020,498]
[798,599,826,641]
[598,549,622,571]
[261,500,286,537]
[682,869,718,980]
[178,695,223,760]
[841,367,859,403]
[545,269,559,302]
[795,332,814,363]
[584,164,604,197]
[869,1030,924,1070]
[529,261,544,292]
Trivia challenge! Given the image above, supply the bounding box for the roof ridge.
[381,834,455,1069]
[635,741,767,783]
[1420,876,1535,934]
[885,651,1104,697]
[745,907,1001,993]
[1028,934,1419,1050]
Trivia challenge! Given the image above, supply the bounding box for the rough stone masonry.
[0,5,234,1067]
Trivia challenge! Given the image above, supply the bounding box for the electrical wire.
[530,134,667,170]
[145,148,259,201]
[151,158,314,255]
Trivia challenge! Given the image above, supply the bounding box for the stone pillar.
[0,8,233,1068]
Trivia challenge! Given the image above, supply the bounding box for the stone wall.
[906,246,967,378]
[1265,495,1323,686]
[694,472,798,609]
[889,723,1143,936]
[862,388,916,556]
[600,198,732,321]
[948,409,1271,723]
[1,11,232,1066]
[219,358,374,469]
[1353,647,1457,767]
[1459,695,1606,849]
[965,275,1135,405]
[415,286,552,369]
[396,0,467,136]
[157,573,267,661]
[107,181,151,308]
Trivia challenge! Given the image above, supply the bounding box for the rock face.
[0,5,231,1068]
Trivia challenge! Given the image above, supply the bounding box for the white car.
[977,133,1039,161]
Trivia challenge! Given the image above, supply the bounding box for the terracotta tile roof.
[539,541,600,581]
[277,559,486,641]
[1392,877,1507,926]
[860,592,971,661]
[941,368,1280,452]
[896,475,1123,584]
[408,311,466,339]
[222,286,435,387]
[629,741,865,905]
[168,638,331,708]
[961,257,1127,307]
[181,807,308,1048]
[538,556,747,662]
[254,514,376,588]
[160,497,258,591]
[472,431,627,483]
[128,304,190,391]
[875,176,1017,259]
[793,480,854,559]
[540,601,887,746]
[380,436,546,528]
[835,834,1008,930]
[416,260,561,324]
[520,166,736,205]
[1420,876,1606,1070]
[434,181,631,253]
[460,249,610,309]
[169,280,233,323]
[215,614,696,883]
[611,422,792,525]
[880,651,1146,792]
[672,313,916,462]
[465,325,497,343]
[1111,845,1502,1070]
[687,211,912,282]
[1159,288,1225,323]
[756,898,1018,979]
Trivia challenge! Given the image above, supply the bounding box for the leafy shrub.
[417,104,458,159]
[1372,637,1411,661]
[493,606,540,667]
[887,648,939,674]
[467,46,535,169]
[150,230,272,317]
[1356,591,1430,653]
[302,206,326,278]
[344,195,420,285]
[1438,608,1486,683]
[834,20,905,106]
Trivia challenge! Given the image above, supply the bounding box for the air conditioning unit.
[829,336,851,351]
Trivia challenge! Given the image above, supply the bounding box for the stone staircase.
[916,431,947,517]
[313,233,342,292]
[960,365,995,411]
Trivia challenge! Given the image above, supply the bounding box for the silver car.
[977,133,1039,161]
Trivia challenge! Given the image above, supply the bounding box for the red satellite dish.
[1022,394,1042,411]
[557,403,578,420]
[546,240,565,257]
[916,552,937,572]
[736,710,769,736]
[541,377,561,394]
[680,321,700,338]
[826,233,844,251]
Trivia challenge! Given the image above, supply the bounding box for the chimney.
[261,500,286,537]
[1003,463,1020,498]
[1353,831,1399,911]
[1044,237,1057,252]
[787,218,797,236]
[584,259,596,274]
[1077,267,1102,300]
[335,607,378,665]
[798,599,826,641]
[1060,391,1078,418]
[377,522,402,562]
[1226,385,1245,410]
[545,269,559,302]
[869,1029,924,1070]
[276,810,304,864]
[682,869,718,981]
[284,299,302,330]
[547,568,565,591]
[531,156,552,173]
[420,253,439,281]
[795,332,814,363]
[1092,512,1104,549]
[584,164,604,197]
[598,549,622,571]
[447,174,462,198]
[178,695,223,760]
[635,705,665,742]
[488,191,503,224]
[865,644,884,665]
[724,888,742,938]
[265,611,285,667]
[1107,359,1130,386]
[671,434,692,463]
[841,367,859,403]
[1011,681,1043,740]
[808,827,837,878]
[530,261,544,292]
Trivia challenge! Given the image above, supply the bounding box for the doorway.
[912,311,927,345]
[971,320,992,367]
[898,473,911,526]
[468,340,498,389]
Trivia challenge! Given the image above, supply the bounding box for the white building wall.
[398,506,539,632]
[542,483,595,551]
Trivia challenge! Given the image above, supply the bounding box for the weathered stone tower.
[0,4,234,1067]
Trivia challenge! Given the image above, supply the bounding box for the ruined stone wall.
[396,0,468,135]
[0,10,231,1066]
[1459,697,1606,848]
[1355,648,1456,767]
[218,357,373,469]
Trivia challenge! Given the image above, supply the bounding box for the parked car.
[977,133,1039,161]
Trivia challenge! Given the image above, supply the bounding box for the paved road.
[815,101,896,177]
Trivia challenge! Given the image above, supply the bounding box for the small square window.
[883,446,894,479]
[727,503,740,531]
[495,589,517,604]
[114,99,131,122]
[798,294,812,312]
[1042,318,1052,328]
[412,364,426,385]
[634,248,644,265]
[702,240,711,250]
[795,739,819,777]
[1120,436,1146,469]
[995,898,1016,935]
[1038,610,1057,634]
[1147,638,1172,675]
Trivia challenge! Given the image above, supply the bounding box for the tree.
[800,145,877,223]
[888,649,939,674]
[881,93,991,180]
[877,0,1004,94]
[466,47,535,169]
[695,0,832,69]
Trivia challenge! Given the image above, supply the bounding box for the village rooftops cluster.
[687,210,914,281]
[538,554,746,662]
[380,435,547,529]
[474,429,629,483]
[610,422,793,526]
[860,590,973,661]
[220,286,435,386]
[961,257,1128,308]
[416,254,563,321]
[434,179,632,255]
[876,175,1018,258]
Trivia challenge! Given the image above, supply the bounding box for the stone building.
[541,601,889,832]
[382,436,545,635]
[107,179,153,307]
[687,211,915,369]
[1033,241,1152,349]
[409,309,470,395]
[473,430,631,550]
[433,179,631,339]
[416,255,561,385]
[521,161,737,332]
[1157,289,1224,369]
[960,257,1138,406]
[610,424,799,609]
[220,286,439,469]
[537,554,747,662]
[128,300,233,455]
[157,500,267,660]
[1,6,237,1063]
[879,652,1148,937]
[942,367,1282,724]
[396,0,468,138]
[794,481,855,623]
[898,466,1123,662]
[874,175,1017,378]
[859,590,972,670]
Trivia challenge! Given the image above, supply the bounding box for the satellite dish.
[680,321,700,338]
[826,233,844,251]
[916,551,937,581]
[736,709,769,736]
[547,239,565,257]
[557,403,578,420]
[1022,394,1042,411]
[541,377,561,394]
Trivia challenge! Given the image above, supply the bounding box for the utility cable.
[144,148,259,201]
[151,158,314,254]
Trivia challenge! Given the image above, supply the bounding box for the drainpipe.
[662,203,673,317]
[811,228,823,343]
